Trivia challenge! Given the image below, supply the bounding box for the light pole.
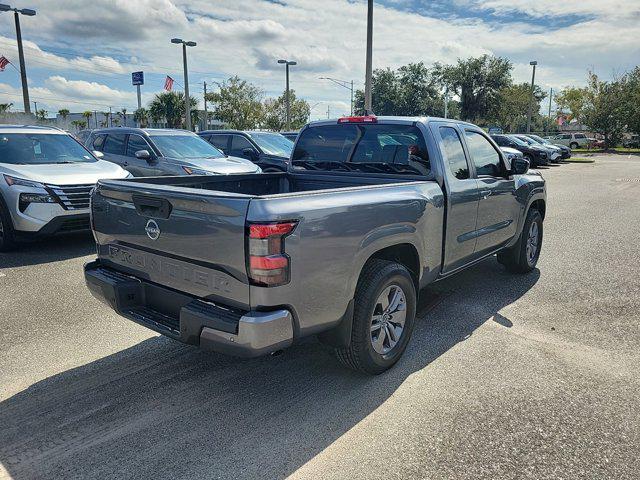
[319,77,354,115]
[526,60,538,133]
[278,59,297,130]
[0,4,36,114]
[171,38,196,131]
[364,0,373,114]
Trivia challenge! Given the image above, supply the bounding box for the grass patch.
[566,157,595,163]
[572,147,640,154]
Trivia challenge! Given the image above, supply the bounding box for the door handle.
[480,190,492,199]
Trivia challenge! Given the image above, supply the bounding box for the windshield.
[509,135,531,147]
[150,134,225,159]
[0,133,96,165]
[292,123,431,176]
[248,132,293,157]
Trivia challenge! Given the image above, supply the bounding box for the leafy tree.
[70,120,86,131]
[624,67,640,136]
[433,55,512,123]
[119,108,127,127]
[133,107,149,128]
[495,83,547,133]
[148,92,198,129]
[205,76,264,130]
[57,108,69,120]
[0,103,12,113]
[555,87,588,127]
[582,72,627,148]
[35,109,48,121]
[82,110,93,129]
[354,62,445,116]
[262,90,310,131]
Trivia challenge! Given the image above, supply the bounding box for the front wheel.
[497,208,543,273]
[335,259,417,374]
[0,198,16,252]
[570,142,579,149]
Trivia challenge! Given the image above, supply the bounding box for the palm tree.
[35,109,48,121]
[82,111,93,130]
[134,107,149,128]
[70,120,85,131]
[148,92,198,129]
[57,108,70,121]
[0,103,13,114]
[120,108,127,127]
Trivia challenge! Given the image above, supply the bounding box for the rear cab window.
[292,123,431,176]
[102,134,126,155]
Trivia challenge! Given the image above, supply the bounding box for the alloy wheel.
[370,284,407,354]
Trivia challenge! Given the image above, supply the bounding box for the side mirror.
[93,150,104,159]
[135,149,152,161]
[242,148,258,161]
[511,157,530,175]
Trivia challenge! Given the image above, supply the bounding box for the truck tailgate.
[91,180,251,309]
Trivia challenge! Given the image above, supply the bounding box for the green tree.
[133,107,149,128]
[354,62,444,116]
[205,76,264,129]
[555,87,588,127]
[495,83,547,133]
[582,72,627,148]
[624,67,640,136]
[57,108,69,121]
[82,110,93,129]
[119,108,127,127]
[0,103,12,113]
[434,55,513,123]
[262,90,310,131]
[70,120,86,131]
[35,109,48,121]
[148,91,198,129]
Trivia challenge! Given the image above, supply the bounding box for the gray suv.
[85,128,261,177]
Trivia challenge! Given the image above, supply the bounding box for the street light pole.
[1,4,36,114]
[526,60,538,133]
[171,38,196,131]
[278,59,297,130]
[364,0,374,114]
[319,77,355,115]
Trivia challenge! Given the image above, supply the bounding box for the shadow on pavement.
[0,258,539,479]
[0,233,94,269]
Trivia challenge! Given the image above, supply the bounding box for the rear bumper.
[84,260,293,357]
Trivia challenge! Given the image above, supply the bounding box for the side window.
[561,134,571,139]
[92,134,106,151]
[575,134,586,139]
[102,134,126,155]
[230,135,255,156]
[209,134,229,152]
[464,130,502,177]
[126,134,151,157]
[439,127,469,180]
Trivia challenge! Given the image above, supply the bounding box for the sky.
[0,0,638,120]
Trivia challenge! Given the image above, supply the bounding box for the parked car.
[84,115,546,374]
[0,125,130,251]
[280,131,299,142]
[550,132,593,149]
[491,134,549,167]
[199,130,293,172]
[523,134,571,160]
[623,135,640,148]
[500,146,525,162]
[86,128,261,177]
[513,135,561,163]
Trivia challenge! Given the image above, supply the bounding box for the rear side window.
[465,130,502,177]
[230,135,255,156]
[126,134,151,157]
[440,127,469,180]
[209,134,229,152]
[575,134,586,139]
[102,134,126,155]
[91,134,106,151]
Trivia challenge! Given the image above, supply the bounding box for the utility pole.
[444,89,448,119]
[33,101,37,113]
[94,110,98,129]
[364,0,374,114]
[546,87,553,134]
[109,106,112,127]
[278,59,297,130]
[203,81,207,130]
[327,105,330,119]
[0,5,36,114]
[526,60,538,133]
[171,38,197,130]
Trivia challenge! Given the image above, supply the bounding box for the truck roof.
[90,127,195,136]
[306,116,476,128]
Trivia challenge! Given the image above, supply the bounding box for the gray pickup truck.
[84,116,546,374]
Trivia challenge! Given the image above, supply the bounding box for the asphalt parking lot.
[1,154,639,480]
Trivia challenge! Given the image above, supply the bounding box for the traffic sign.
[132,71,144,86]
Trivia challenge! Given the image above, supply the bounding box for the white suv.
[0,125,130,251]
[550,133,593,149]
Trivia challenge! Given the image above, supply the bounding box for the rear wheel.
[570,142,579,149]
[335,259,417,374]
[524,153,537,168]
[497,208,543,273]
[0,197,16,252]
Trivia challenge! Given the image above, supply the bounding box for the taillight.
[337,115,377,124]
[247,221,297,286]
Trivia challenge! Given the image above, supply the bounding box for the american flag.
[0,56,10,71]
[164,76,174,91]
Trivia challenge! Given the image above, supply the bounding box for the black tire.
[570,142,579,149]
[497,208,543,273]
[335,259,417,374]
[0,195,16,252]
[524,153,537,168]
